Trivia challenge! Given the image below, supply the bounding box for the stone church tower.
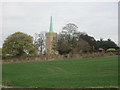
[46,16,57,55]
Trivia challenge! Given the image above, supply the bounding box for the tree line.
[2,23,119,59]
[55,23,119,55]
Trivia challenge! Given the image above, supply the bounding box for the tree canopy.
[56,23,92,55]
[2,32,36,58]
[97,39,118,50]
[56,23,119,55]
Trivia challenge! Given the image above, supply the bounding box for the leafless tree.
[34,31,46,55]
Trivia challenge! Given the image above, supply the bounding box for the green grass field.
[2,56,118,88]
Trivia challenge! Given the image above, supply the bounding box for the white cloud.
[1,2,118,47]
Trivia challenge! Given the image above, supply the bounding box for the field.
[2,56,118,88]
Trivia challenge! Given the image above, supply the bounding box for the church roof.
[49,16,53,33]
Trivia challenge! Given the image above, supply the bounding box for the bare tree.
[34,31,46,55]
[56,23,80,54]
[56,23,91,55]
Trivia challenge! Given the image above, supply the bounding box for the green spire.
[49,16,53,33]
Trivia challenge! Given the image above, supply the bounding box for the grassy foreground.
[2,56,118,88]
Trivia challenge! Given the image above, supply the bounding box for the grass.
[2,56,118,88]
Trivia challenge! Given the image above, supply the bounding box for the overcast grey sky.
[1,2,118,47]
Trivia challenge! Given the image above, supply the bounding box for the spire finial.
[49,16,53,33]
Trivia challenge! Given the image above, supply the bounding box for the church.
[45,16,58,55]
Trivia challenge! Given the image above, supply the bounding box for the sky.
[1,2,118,47]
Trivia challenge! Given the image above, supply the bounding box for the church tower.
[46,16,57,55]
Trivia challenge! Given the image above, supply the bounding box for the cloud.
[1,2,118,47]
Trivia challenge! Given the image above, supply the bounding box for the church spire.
[49,16,53,33]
